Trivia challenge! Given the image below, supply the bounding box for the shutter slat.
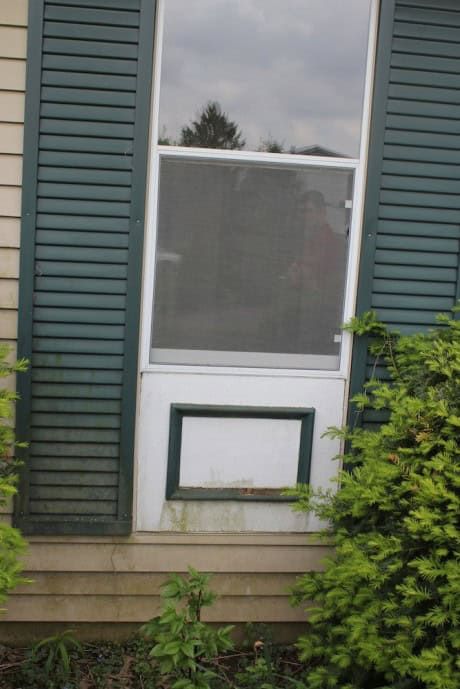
[44,6,140,27]
[30,500,117,516]
[42,53,138,75]
[38,166,132,185]
[36,245,129,263]
[372,278,456,296]
[34,307,125,324]
[41,87,135,108]
[40,119,134,139]
[43,37,138,59]
[37,214,129,231]
[34,261,127,279]
[33,338,125,355]
[32,399,121,414]
[381,174,460,195]
[31,428,120,444]
[35,276,127,294]
[32,413,120,429]
[33,353,123,370]
[34,293,126,310]
[36,229,129,248]
[38,183,131,201]
[33,322,125,339]
[43,20,139,43]
[41,102,135,122]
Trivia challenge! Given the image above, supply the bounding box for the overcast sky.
[158,0,372,157]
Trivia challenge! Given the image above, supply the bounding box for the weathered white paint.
[135,372,344,531]
[179,416,301,489]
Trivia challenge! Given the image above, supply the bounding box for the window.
[147,0,373,371]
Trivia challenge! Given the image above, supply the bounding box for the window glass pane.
[158,0,371,157]
[151,158,353,369]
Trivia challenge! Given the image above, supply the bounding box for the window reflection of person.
[286,190,347,355]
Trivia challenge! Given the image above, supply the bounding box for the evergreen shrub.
[289,312,460,689]
[0,345,28,610]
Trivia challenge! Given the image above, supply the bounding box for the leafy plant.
[29,629,82,687]
[288,311,460,689]
[0,345,28,611]
[141,567,234,689]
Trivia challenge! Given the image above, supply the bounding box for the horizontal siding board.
[44,6,140,27]
[37,183,132,202]
[43,20,139,43]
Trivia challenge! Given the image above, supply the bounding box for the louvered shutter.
[15,0,155,534]
[350,0,460,427]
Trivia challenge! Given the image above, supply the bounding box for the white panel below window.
[179,416,301,489]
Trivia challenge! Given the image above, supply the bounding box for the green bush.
[141,567,234,689]
[289,312,460,689]
[0,344,28,611]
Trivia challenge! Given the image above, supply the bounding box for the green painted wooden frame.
[14,0,157,535]
[166,404,315,501]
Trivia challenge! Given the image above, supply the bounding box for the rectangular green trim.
[166,405,315,502]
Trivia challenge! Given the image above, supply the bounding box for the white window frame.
[139,0,380,381]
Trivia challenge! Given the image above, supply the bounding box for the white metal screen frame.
[139,0,380,381]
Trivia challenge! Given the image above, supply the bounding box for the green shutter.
[15,0,156,535]
[350,0,460,427]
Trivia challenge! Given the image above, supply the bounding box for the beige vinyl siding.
[0,533,328,639]
[0,0,26,523]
